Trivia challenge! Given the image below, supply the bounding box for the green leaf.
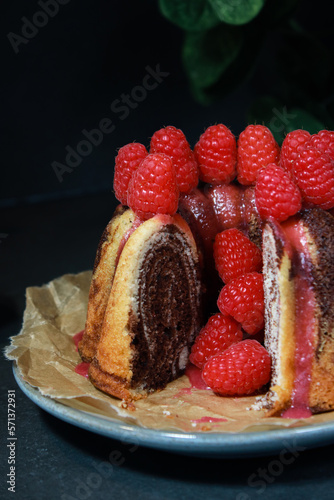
[208,0,266,25]
[247,96,286,144]
[285,108,325,134]
[182,24,243,90]
[247,97,326,144]
[158,0,220,31]
[189,18,268,105]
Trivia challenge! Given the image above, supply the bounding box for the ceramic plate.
[13,365,334,458]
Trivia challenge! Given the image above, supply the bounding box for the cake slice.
[79,206,136,362]
[80,208,202,405]
[262,208,334,416]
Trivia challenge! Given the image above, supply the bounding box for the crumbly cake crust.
[78,207,135,362]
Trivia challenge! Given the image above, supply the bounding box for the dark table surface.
[1,192,334,500]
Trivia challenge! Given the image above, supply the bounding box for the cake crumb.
[251,396,265,411]
[119,400,136,411]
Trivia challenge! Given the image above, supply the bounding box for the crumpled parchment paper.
[5,271,334,433]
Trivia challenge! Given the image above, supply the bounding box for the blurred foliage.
[247,97,326,144]
[158,0,334,140]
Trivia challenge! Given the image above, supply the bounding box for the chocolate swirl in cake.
[129,225,202,390]
[300,208,334,350]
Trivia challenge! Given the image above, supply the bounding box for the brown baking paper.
[5,271,334,433]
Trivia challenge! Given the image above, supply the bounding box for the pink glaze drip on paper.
[185,363,211,390]
[75,362,90,378]
[173,364,210,398]
[282,406,312,419]
[176,387,193,396]
[73,330,85,351]
[191,416,227,424]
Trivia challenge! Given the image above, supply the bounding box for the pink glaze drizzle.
[73,331,90,378]
[114,216,143,271]
[75,362,90,378]
[73,330,85,351]
[282,406,312,419]
[176,387,193,396]
[173,364,210,398]
[185,363,211,390]
[281,219,315,419]
[191,416,227,424]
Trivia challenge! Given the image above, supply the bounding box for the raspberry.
[178,189,220,267]
[213,228,262,284]
[255,163,302,222]
[194,124,237,185]
[202,339,271,396]
[127,153,179,220]
[292,146,334,210]
[189,313,242,369]
[280,129,311,174]
[217,272,264,335]
[113,143,148,205]
[307,130,334,163]
[243,186,261,229]
[150,126,198,194]
[237,125,280,185]
[206,184,243,230]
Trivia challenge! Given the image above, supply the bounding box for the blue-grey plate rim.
[13,364,334,458]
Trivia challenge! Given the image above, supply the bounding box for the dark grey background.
[1,0,332,206]
[1,2,334,499]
